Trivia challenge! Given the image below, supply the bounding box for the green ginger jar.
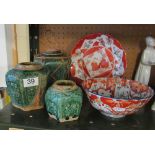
[45,80,83,122]
[34,50,70,86]
[6,62,47,111]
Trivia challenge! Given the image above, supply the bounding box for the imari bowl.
[82,78,154,119]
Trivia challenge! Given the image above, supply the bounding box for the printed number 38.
[27,78,35,84]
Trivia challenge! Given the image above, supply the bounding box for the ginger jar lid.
[35,49,70,60]
[42,49,63,57]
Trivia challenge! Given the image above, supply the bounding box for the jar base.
[48,113,79,122]
[12,103,44,111]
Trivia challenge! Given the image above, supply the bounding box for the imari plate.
[71,33,127,84]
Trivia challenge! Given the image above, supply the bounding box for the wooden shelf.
[0,97,155,130]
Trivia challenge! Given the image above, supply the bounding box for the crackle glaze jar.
[6,62,47,111]
[45,80,83,122]
[34,50,70,86]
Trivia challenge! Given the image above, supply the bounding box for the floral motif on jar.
[45,80,83,122]
[6,62,47,111]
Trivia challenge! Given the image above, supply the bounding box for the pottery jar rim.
[15,62,43,71]
[42,50,63,57]
[35,50,70,60]
[52,80,78,92]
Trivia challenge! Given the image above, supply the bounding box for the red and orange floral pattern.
[71,33,127,84]
[82,78,154,118]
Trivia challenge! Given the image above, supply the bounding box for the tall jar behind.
[34,50,70,86]
[5,62,47,111]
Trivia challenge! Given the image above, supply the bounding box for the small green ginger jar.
[34,50,70,86]
[45,80,83,122]
[6,62,47,111]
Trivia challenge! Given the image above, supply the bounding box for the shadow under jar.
[45,80,83,122]
[34,50,70,87]
[5,62,47,111]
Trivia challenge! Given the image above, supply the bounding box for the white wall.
[0,24,30,87]
[0,24,9,87]
[16,24,30,62]
[5,24,14,69]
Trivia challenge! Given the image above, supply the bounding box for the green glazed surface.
[45,83,82,121]
[34,55,70,82]
[6,68,47,110]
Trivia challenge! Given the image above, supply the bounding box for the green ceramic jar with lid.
[5,62,47,111]
[45,80,83,122]
[34,49,70,86]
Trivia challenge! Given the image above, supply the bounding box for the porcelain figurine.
[6,62,47,111]
[45,80,83,122]
[135,36,155,85]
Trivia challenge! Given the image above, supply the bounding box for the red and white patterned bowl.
[82,78,154,118]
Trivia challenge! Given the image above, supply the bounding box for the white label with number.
[23,77,39,87]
